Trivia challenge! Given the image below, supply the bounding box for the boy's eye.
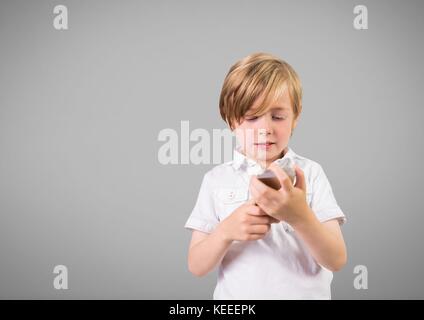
[244,115,287,121]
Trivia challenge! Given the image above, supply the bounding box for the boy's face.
[233,88,297,168]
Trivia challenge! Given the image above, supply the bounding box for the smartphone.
[257,170,281,190]
[257,169,296,190]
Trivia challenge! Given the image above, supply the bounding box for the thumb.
[294,165,307,192]
[246,198,257,206]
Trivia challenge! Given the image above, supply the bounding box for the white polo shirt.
[184,147,346,299]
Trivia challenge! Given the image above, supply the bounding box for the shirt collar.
[232,145,297,174]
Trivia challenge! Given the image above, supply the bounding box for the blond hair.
[219,52,303,130]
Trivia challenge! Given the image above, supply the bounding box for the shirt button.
[228,192,235,199]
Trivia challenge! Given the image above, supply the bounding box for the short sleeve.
[184,172,219,234]
[310,164,346,225]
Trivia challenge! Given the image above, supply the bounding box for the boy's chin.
[250,150,281,161]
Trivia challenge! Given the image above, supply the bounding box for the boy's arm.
[187,200,277,277]
[250,163,347,272]
[291,213,347,272]
[187,229,232,277]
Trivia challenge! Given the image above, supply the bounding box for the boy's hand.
[217,199,279,242]
[249,164,312,226]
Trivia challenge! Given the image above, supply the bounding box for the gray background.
[0,0,423,299]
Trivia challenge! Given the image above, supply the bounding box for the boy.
[184,53,347,299]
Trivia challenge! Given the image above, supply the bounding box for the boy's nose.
[257,117,273,135]
[258,128,271,136]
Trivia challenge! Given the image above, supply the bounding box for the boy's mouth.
[254,142,275,146]
[254,142,276,149]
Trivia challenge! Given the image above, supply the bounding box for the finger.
[269,217,280,224]
[250,178,280,214]
[247,215,276,225]
[264,216,279,224]
[249,181,260,204]
[245,198,256,206]
[250,176,271,194]
[246,205,267,216]
[268,163,293,193]
[246,234,266,241]
[247,224,270,234]
[251,176,280,201]
[247,209,280,224]
[246,205,264,216]
[250,195,274,217]
[249,178,262,205]
[246,202,279,224]
[294,165,307,192]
